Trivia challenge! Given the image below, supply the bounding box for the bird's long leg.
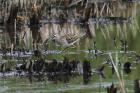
[61,44,77,53]
[61,47,70,53]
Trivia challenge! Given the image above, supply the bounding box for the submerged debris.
[83,59,92,84]
[134,79,140,93]
[107,83,117,93]
[123,62,132,74]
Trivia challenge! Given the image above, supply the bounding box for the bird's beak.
[52,34,55,38]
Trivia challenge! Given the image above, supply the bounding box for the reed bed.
[0,1,140,93]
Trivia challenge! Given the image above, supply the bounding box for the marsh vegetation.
[0,0,140,93]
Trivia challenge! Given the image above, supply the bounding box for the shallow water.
[0,49,139,93]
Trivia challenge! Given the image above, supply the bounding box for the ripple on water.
[0,86,9,93]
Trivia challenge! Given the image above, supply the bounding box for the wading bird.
[52,32,86,52]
